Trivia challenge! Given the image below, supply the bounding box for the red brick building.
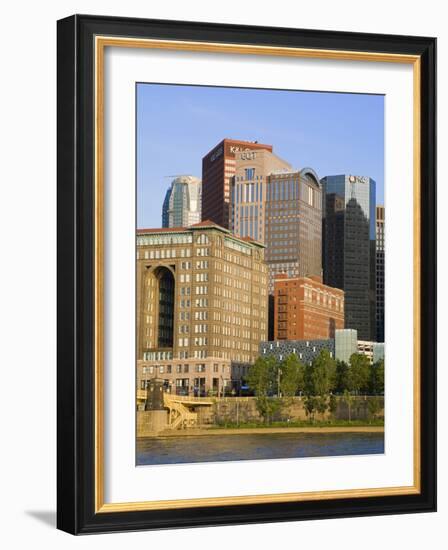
[274,274,345,340]
[201,139,273,229]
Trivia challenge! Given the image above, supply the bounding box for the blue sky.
[137,84,384,229]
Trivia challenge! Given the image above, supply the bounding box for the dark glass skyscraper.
[321,175,376,341]
[376,205,385,342]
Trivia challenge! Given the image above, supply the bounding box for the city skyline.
[137,83,384,229]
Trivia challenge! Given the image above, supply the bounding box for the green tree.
[369,359,385,395]
[367,396,383,422]
[303,396,318,423]
[303,349,337,421]
[247,356,281,423]
[248,354,306,423]
[310,349,337,396]
[342,389,355,422]
[335,360,350,393]
[329,393,338,417]
[280,354,304,397]
[247,355,277,397]
[349,353,370,394]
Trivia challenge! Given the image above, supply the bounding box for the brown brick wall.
[274,274,344,340]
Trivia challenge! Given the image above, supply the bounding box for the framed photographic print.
[57,14,436,534]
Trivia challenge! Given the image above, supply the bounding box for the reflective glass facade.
[376,205,385,342]
[322,175,376,341]
[162,176,202,228]
[334,328,358,364]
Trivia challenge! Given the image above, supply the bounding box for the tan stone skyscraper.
[229,151,322,293]
[231,149,292,243]
[265,168,323,292]
[136,221,268,396]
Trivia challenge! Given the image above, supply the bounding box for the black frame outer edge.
[56,14,437,535]
[57,15,77,534]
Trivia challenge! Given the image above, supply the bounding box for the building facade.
[358,340,385,364]
[376,205,385,342]
[273,273,344,340]
[260,338,335,366]
[322,174,376,341]
[260,329,357,365]
[265,167,323,292]
[335,329,358,364]
[136,221,268,396]
[201,139,273,229]
[162,175,202,228]
[260,328,383,366]
[259,331,383,367]
[230,148,292,243]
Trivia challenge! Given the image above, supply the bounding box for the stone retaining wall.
[199,395,384,425]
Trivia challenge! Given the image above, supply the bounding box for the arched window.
[155,267,175,348]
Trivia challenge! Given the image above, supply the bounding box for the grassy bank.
[147,424,385,438]
[212,419,384,429]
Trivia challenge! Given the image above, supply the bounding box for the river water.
[136,431,384,465]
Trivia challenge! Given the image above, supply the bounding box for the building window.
[245,168,255,180]
[197,234,210,244]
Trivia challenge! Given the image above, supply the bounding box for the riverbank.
[140,425,384,438]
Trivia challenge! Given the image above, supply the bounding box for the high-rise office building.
[136,221,268,396]
[321,174,376,341]
[231,148,292,243]
[201,139,273,229]
[161,175,202,228]
[376,205,385,342]
[273,273,344,340]
[265,167,323,292]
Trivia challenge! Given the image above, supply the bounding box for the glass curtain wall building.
[162,175,202,228]
[321,174,376,341]
[376,205,385,342]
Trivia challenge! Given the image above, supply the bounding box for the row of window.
[223,238,253,257]
[233,181,264,205]
[139,248,191,260]
[179,273,210,283]
[142,362,220,375]
[137,234,192,246]
[174,318,264,332]
[178,337,208,347]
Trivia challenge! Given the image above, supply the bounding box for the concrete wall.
[137,410,169,437]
